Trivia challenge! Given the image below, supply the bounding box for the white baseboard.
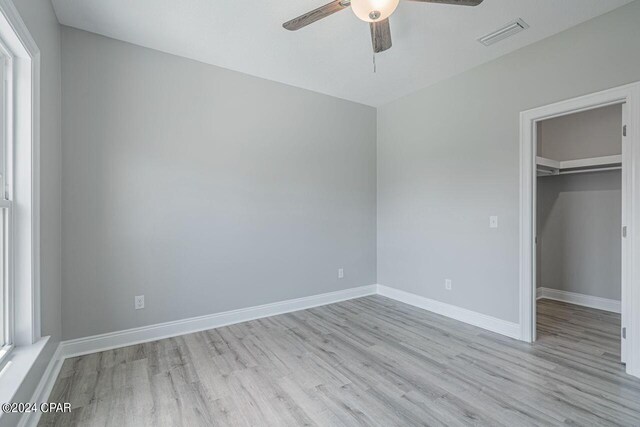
[537,287,621,313]
[376,285,521,340]
[25,282,527,425]
[60,284,377,358]
[18,345,63,427]
[19,284,377,426]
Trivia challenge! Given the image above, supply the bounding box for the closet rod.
[557,166,621,175]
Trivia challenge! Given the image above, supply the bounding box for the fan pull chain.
[373,52,377,73]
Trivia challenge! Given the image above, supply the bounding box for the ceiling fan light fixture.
[351,0,399,22]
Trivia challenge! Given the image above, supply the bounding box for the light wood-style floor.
[40,296,640,426]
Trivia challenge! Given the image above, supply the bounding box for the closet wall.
[536,105,622,301]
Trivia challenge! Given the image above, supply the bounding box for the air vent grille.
[478,18,529,46]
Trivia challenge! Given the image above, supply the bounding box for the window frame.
[0,37,13,367]
[0,0,41,369]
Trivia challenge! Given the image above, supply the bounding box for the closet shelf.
[536,154,621,176]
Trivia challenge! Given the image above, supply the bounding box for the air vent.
[478,19,529,46]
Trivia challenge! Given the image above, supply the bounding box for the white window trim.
[0,31,16,368]
[0,0,40,356]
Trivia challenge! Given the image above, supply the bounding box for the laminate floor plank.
[40,297,640,426]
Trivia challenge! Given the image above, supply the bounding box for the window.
[0,0,39,369]
[0,46,13,364]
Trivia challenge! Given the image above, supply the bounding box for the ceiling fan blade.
[404,0,483,5]
[370,18,392,53]
[283,0,350,31]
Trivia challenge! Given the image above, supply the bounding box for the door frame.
[519,81,640,378]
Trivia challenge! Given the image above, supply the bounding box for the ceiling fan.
[283,0,483,53]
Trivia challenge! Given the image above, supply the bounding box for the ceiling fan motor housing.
[351,0,400,22]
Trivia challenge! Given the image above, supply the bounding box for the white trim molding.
[51,284,525,360]
[520,81,640,379]
[0,1,45,424]
[17,344,63,427]
[18,284,377,426]
[60,285,377,358]
[27,280,635,426]
[537,287,621,314]
[0,0,41,347]
[21,282,530,426]
[377,285,521,340]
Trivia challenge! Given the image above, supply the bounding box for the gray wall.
[377,1,640,323]
[61,27,377,340]
[536,105,622,300]
[537,171,621,300]
[1,0,62,426]
[537,104,622,160]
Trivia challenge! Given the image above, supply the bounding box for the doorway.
[535,104,624,362]
[519,82,640,378]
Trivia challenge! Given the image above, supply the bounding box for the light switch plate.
[489,216,498,228]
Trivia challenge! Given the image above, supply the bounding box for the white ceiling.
[51,0,632,106]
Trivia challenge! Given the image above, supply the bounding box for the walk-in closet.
[536,103,626,362]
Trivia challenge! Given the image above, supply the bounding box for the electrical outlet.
[338,268,344,279]
[135,295,145,310]
[445,279,452,290]
[489,216,498,229]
